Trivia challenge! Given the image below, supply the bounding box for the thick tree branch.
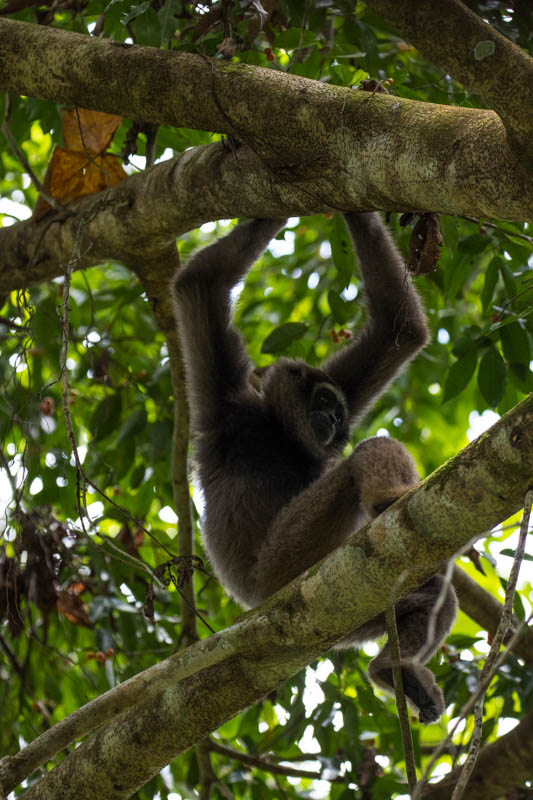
[0,21,532,297]
[1,394,531,800]
[366,0,533,159]
[1,121,533,297]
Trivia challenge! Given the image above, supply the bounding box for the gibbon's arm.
[175,219,286,428]
[326,212,430,421]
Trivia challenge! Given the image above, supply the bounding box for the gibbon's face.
[261,359,349,456]
[309,382,347,448]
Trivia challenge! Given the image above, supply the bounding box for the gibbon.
[174,212,457,723]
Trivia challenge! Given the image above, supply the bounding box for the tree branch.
[134,249,199,644]
[365,0,533,160]
[208,740,346,784]
[0,20,532,301]
[452,566,533,664]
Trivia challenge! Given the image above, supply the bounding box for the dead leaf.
[33,108,127,220]
[406,212,443,273]
[61,108,122,154]
[57,587,91,627]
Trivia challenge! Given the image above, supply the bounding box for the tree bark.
[365,0,533,160]
[1,393,532,800]
[1,117,532,297]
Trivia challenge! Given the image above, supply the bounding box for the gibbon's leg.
[368,575,458,724]
[255,433,456,723]
[251,438,422,603]
[336,438,457,723]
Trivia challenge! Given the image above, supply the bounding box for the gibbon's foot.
[418,699,442,725]
[375,667,442,725]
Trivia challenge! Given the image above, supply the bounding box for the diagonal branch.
[452,566,533,664]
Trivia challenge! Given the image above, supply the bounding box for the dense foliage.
[0,1,532,798]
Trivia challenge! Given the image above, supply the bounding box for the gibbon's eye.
[314,387,336,408]
[288,367,301,379]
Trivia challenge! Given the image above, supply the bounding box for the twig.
[415,557,456,664]
[0,446,18,495]
[59,219,90,531]
[450,487,533,800]
[459,214,533,245]
[209,740,347,784]
[54,204,208,616]
[0,629,238,794]
[492,280,533,321]
[0,314,27,330]
[0,633,24,676]
[450,698,483,800]
[385,606,418,794]
[135,255,206,641]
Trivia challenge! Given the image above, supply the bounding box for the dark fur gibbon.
[174,212,457,724]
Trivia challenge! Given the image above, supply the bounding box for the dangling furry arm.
[325,213,430,421]
[174,219,286,427]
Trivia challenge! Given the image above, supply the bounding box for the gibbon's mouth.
[310,411,335,446]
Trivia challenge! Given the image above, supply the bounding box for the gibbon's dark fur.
[174,212,457,724]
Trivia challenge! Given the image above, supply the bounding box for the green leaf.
[330,63,355,86]
[158,0,181,44]
[442,348,478,403]
[327,289,356,325]
[499,577,526,620]
[481,256,500,314]
[500,548,533,562]
[261,322,308,354]
[115,406,147,445]
[274,29,317,49]
[514,591,526,621]
[447,634,483,649]
[132,7,161,47]
[149,419,173,462]
[113,436,135,480]
[439,215,459,256]
[477,346,507,407]
[330,216,355,289]
[120,1,150,25]
[500,322,531,368]
[91,393,123,443]
[130,464,146,489]
[500,261,518,300]
[452,325,483,357]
